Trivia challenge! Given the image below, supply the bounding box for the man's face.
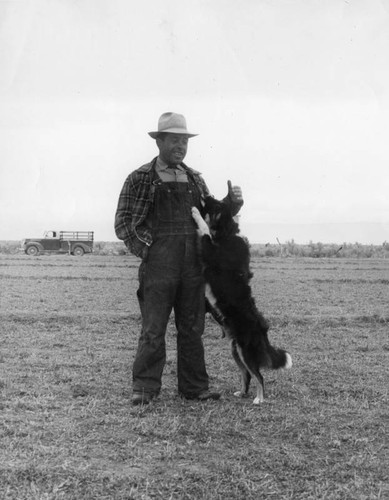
[157,133,188,165]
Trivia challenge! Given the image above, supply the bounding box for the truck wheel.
[26,245,39,256]
[72,246,85,256]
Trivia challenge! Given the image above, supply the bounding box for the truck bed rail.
[59,231,94,241]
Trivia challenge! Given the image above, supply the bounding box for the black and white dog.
[192,197,292,404]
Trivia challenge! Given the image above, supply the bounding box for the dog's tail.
[266,344,293,370]
[254,309,292,370]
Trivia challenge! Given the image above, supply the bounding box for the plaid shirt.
[114,157,211,257]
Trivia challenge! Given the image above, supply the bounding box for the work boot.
[182,390,221,401]
[132,392,153,406]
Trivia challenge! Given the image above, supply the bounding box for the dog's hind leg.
[231,340,251,398]
[233,343,265,404]
[241,349,265,404]
[252,372,265,405]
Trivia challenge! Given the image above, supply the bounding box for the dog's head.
[203,196,240,239]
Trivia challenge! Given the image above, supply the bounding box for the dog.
[192,197,292,404]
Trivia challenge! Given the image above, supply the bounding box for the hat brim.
[148,129,198,139]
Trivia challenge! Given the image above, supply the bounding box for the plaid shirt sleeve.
[114,168,153,256]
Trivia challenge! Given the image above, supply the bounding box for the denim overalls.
[133,173,209,397]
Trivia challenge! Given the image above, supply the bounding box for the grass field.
[1,253,388,499]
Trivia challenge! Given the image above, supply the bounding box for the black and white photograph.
[1,1,388,498]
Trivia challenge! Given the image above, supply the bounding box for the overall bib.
[133,175,209,397]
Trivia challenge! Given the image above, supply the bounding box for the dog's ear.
[203,196,220,217]
[201,196,213,217]
[204,196,216,210]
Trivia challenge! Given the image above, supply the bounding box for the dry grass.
[1,254,388,499]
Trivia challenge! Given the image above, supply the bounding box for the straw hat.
[148,112,198,139]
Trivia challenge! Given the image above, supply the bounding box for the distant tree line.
[251,239,389,259]
[1,239,389,258]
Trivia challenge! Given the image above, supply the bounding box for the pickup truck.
[21,231,94,256]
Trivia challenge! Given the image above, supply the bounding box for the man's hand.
[227,180,243,204]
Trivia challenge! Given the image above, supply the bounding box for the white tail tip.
[285,353,293,369]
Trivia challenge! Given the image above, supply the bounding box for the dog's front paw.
[253,396,264,405]
[191,206,201,221]
[191,207,210,236]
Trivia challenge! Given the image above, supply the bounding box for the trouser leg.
[133,244,178,395]
[174,237,209,396]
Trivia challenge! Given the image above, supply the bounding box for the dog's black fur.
[192,197,292,404]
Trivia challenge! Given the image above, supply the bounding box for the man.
[115,112,243,405]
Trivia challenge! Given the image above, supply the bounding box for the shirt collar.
[156,157,184,171]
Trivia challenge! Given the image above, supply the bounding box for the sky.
[1,0,389,245]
